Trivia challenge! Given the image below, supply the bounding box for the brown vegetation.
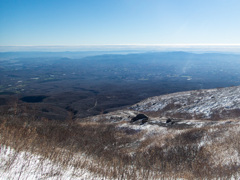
[1,112,240,179]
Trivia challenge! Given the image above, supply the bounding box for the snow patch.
[0,145,105,180]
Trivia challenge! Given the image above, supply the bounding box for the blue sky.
[0,0,240,46]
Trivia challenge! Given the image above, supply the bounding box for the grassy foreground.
[1,112,240,179]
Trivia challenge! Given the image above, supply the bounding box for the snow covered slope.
[0,146,105,180]
[130,86,240,120]
[2,86,240,179]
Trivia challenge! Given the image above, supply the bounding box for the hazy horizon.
[1,44,240,53]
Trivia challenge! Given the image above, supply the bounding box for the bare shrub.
[1,113,240,179]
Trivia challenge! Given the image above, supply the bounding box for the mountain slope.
[1,85,240,179]
[130,86,240,120]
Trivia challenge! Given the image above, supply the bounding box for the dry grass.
[1,112,240,179]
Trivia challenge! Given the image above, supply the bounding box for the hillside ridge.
[130,86,240,120]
